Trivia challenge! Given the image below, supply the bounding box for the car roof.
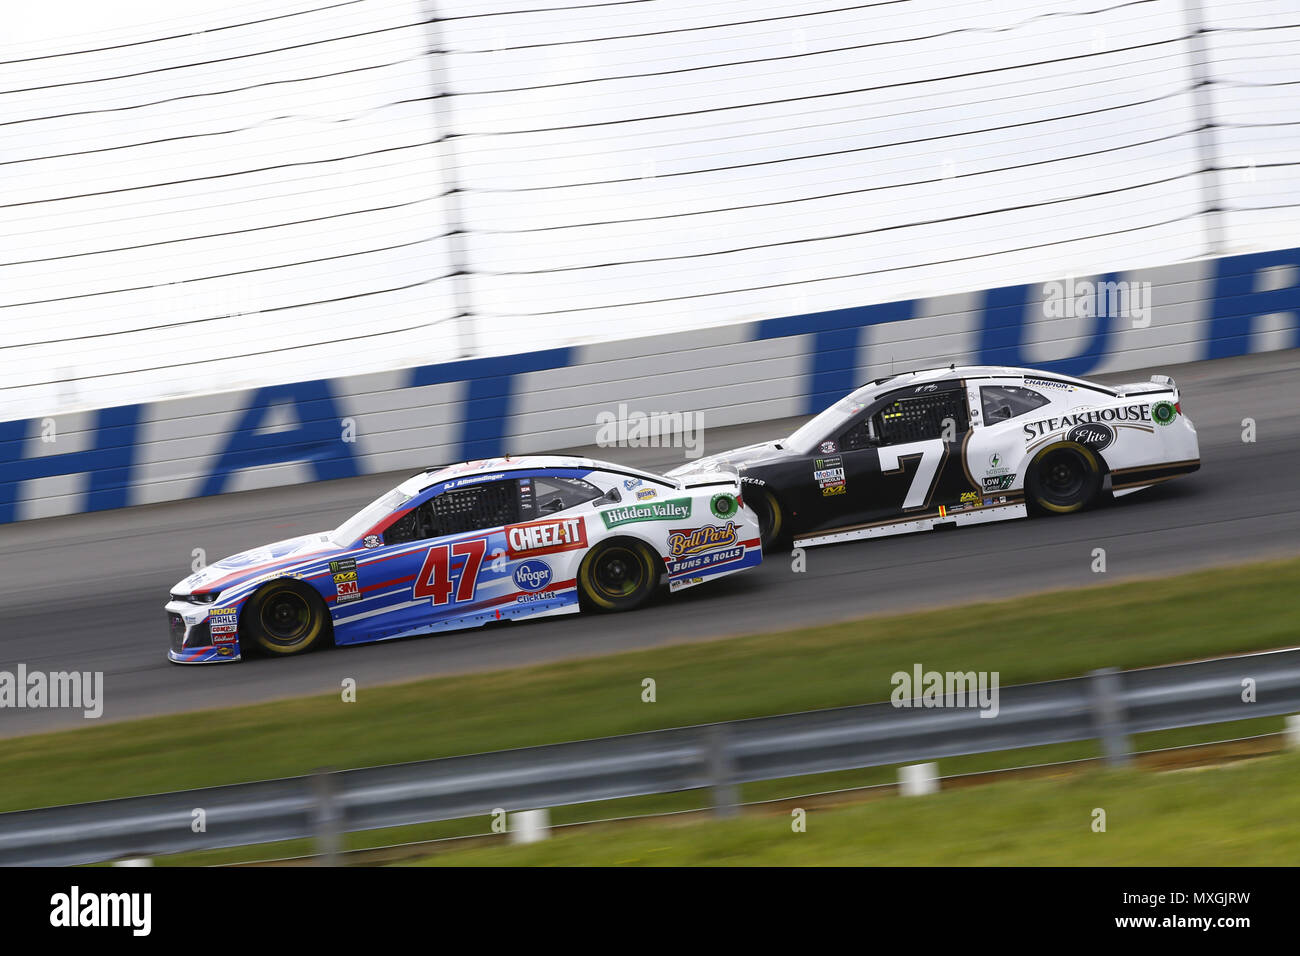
[865,365,1112,393]
[408,455,677,493]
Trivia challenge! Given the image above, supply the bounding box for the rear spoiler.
[1113,374,1178,398]
[675,464,742,490]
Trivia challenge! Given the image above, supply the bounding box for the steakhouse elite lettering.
[1023,403,1152,439]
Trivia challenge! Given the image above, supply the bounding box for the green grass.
[2,556,1297,817]
[404,749,1300,866]
[152,713,1288,866]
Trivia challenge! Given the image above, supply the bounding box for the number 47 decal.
[414,539,487,604]
[878,439,946,510]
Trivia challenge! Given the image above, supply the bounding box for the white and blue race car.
[166,456,760,663]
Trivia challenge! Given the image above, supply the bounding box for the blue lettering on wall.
[199,379,358,497]
[977,272,1120,377]
[1207,248,1300,359]
[0,403,142,523]
[756,300,916,413]
[410,347,574,460]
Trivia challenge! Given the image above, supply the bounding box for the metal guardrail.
[3,648,1299,866]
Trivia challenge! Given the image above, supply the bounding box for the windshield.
[785,386,876,452]
[331,488,413,547]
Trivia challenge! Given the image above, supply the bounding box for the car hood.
[172,531,339,596]
[666,439,791,479]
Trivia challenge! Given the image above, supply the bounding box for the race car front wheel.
[1026,443,1102,514]
[243,579,331,656]
[749,487,791,552]
[578,539,659,612]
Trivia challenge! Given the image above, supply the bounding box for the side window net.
[386,481,520,543]
[840,419,874,451]
[429,482,518,536]
[874,392,969,444]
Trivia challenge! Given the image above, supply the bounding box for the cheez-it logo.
[505,518,588,557]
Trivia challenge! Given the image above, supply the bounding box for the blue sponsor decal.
[512,559,553,592]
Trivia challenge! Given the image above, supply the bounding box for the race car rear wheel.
[243,579,331,656]
[749,487,790,552]
[578,539,659,612]
[1026,442,1102,514]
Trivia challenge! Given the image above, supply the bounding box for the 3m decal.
[330,557,361,604]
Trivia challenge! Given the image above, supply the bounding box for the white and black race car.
[668,365,1200,549]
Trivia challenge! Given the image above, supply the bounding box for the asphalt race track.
[1,352,1296,736]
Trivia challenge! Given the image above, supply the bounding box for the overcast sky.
[2,0,1296,419]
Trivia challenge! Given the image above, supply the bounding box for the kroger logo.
[512,559,553,592]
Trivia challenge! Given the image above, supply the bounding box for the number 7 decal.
[414,538,488,604]
[878,439,946,510]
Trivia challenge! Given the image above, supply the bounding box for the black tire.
[748,486,791,553]
[577,539,660,612]
[1026,442,1102,514]
[242,579,332,656]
